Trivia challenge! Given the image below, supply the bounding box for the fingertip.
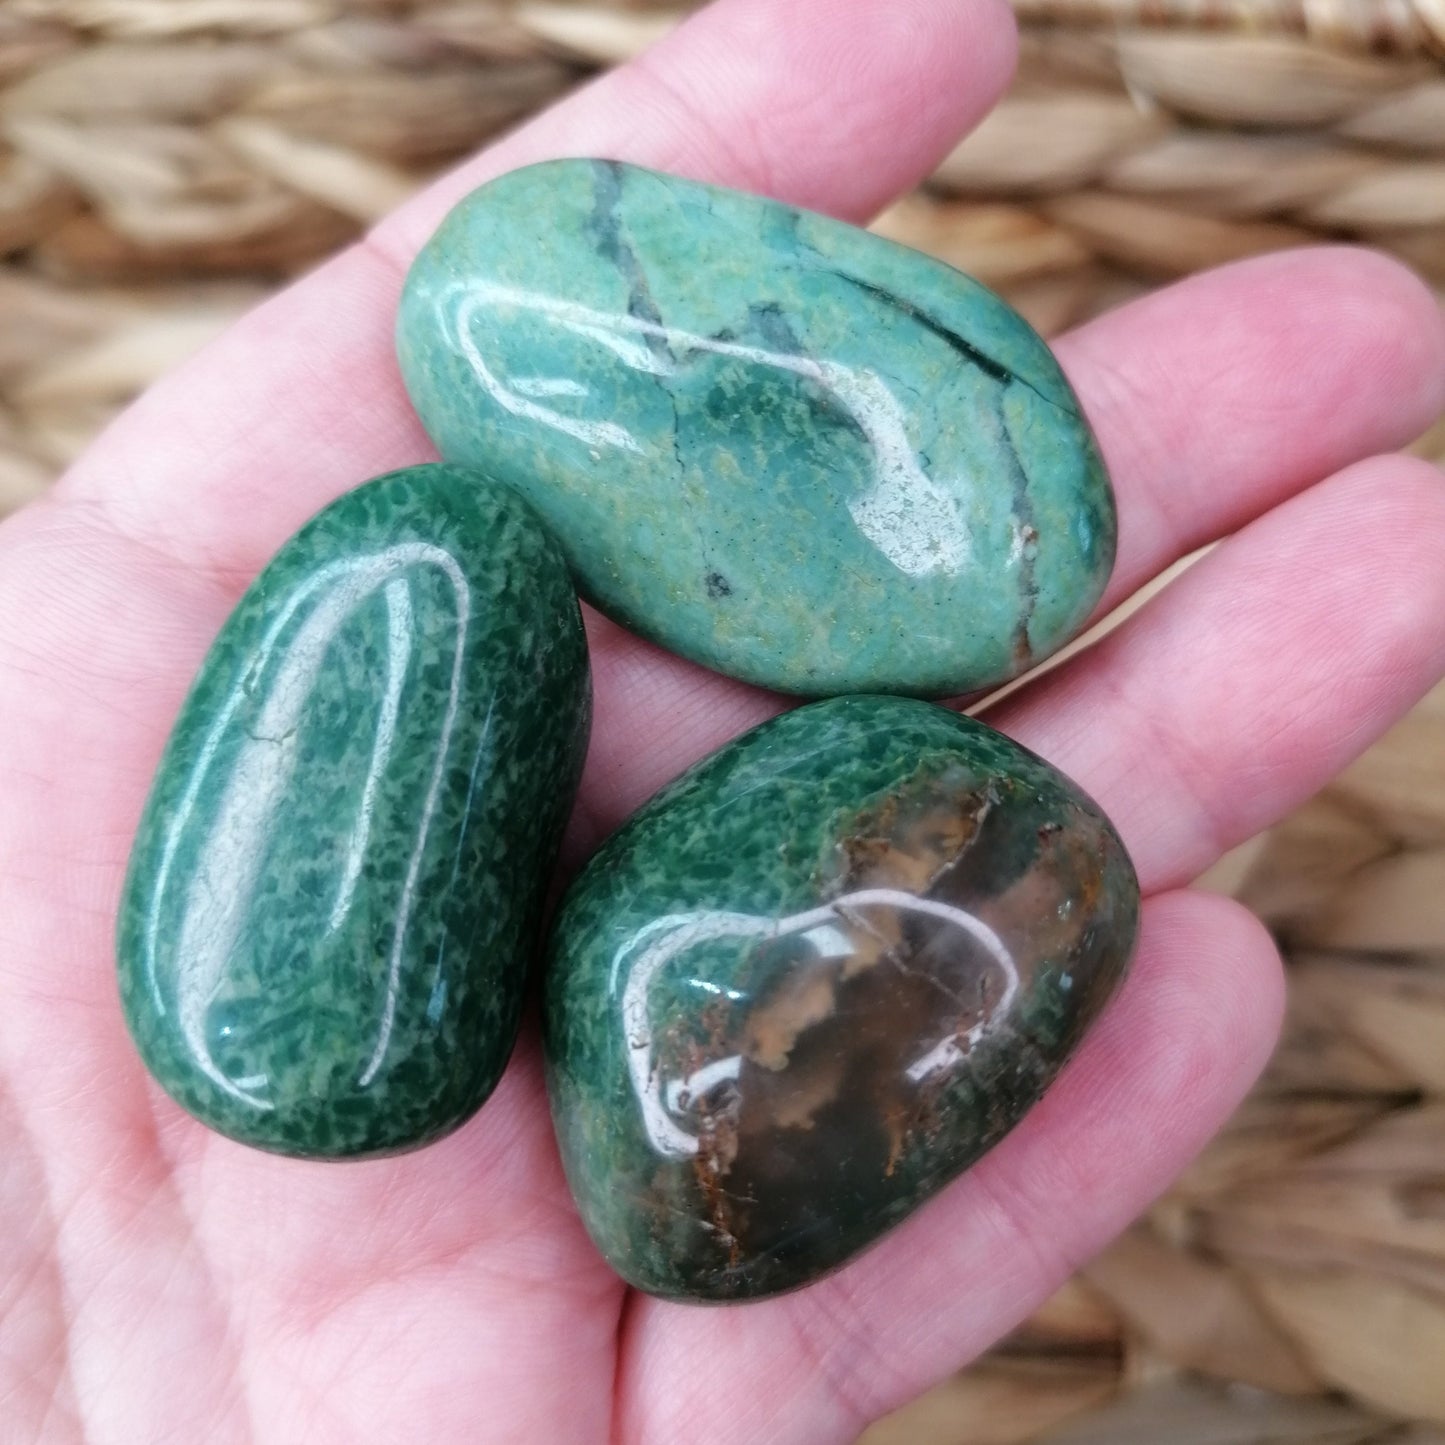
[373,0,1019,258]
[805,0,1019,217]
[1281,245,1445,447]
[572,0,1021,220]
[1304,452,1445,700]
[1139,887,1287,1084]
[1060,242,1445,598]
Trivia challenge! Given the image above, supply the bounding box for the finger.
[1058,245,1445,614]
[993,452,1445,894]
[618,889,1284,1445]
[52,0,1019,571]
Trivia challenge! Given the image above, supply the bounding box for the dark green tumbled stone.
[543,696,1138,1300]
[397,159,1116,698]
[117,464,590,1158]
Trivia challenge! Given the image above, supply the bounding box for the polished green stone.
[397,159,1116,698]
[543,696,1138,1300]
[117,465,590,1159]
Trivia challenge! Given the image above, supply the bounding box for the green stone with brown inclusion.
[542,695,1139,1301]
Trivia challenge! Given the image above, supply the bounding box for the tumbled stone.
[397,159,1116,698]
[117,464,590,1158]
[543,696,1138,1300]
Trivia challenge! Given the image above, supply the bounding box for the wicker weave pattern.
[1013,0,1445,54]
[1,6,1444,1442]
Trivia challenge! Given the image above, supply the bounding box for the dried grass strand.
[1012,0,1445,55]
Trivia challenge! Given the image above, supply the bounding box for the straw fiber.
[1,4,1443,1440]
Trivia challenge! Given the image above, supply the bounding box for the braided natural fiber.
[1013,0,1445,55]
[2,6,1444,1443]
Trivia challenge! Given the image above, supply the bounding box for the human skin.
[1,1,1444,1442]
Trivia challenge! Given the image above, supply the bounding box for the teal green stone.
[397,159,1116,698]
[543,696,1138,1301]
[117,465,590,1159]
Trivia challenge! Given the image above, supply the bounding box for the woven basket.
[3,5,1444,1440]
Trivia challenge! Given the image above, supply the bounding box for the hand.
[3,2,1443,1440]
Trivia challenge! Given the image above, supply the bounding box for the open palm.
[3,2,1444,1441]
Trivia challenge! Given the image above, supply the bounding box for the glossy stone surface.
[118,465,590,1158]
[398,159,1116,698]
[544,696,1138,1300]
